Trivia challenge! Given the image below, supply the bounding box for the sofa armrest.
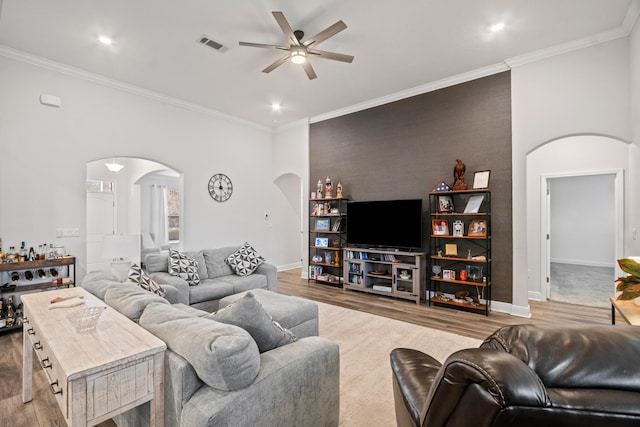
[149,272,190,305]
[81,271,122,300]
[180,336,339,426]
[254,262,277,291]
[423,348,549,427]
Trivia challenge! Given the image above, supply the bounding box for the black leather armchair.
[390,324,640,427]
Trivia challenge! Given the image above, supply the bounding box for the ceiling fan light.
[290,50,306,64]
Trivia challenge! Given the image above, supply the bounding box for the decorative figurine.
[336,182,343,198]
[316,180,323,198]
[453,158,468,191]
[324,176,333,198]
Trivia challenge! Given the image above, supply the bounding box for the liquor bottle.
[19,241,26,261]
[50,268,58,277]
[7,246,16,262]
[0,238,4,260]
[37,244,43,260]
[6,296,16,327]
[0,298,6,329]
[37,269,46,279]
[25,270,34,281]
[10,272,19,282]
[28,247,36,261]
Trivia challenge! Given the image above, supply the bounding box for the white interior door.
[87,192,115,273]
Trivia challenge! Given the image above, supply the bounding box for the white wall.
[513,37,632,314]
[273,121,310,272]
[549,174,615,267]
[630,13,640,257]
[0,54,297,280]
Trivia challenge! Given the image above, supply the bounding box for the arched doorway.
[526,135,628,306]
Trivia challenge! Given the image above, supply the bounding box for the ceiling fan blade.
[308,49,354,63]
[262,54,290,74]
[303,21,347,47]
[272,11,300,46]
[302,61,317,80]
[239,41,289,51]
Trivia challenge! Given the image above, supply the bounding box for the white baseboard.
[277,262,302,272]
[551,258,614,268]
[528,291,545,301]
[490,300,531,318]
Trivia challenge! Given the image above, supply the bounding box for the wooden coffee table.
[22,287,166,427]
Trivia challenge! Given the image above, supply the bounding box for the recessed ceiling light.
[271,103,281,111]
[98,35,113,46]
[490,22,505,33]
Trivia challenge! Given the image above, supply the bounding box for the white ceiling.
[0,0,637,128]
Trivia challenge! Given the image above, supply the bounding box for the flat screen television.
[346,199,423,250]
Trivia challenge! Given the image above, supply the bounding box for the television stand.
[343,247,426,304]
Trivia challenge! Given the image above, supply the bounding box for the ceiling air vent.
[198,35,223,50]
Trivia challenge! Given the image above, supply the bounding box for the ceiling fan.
[239,11,354,80]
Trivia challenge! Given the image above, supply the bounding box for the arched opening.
[86,157,183,273]
[526,135,628,307]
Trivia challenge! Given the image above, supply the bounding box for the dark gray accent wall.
[310,71,513,303]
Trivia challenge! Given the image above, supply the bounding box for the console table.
[610,297,640,325]
[22,288,166,426]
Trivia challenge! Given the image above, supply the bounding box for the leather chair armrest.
[423,348,550,427]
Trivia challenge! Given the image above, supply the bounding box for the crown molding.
[0,44,271,133]
[311,3,640,125]
[310,63,510,124]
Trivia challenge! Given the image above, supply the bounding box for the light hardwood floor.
[277,268,611,340]
[1,268,611,427]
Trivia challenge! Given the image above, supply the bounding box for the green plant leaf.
[617,283,640,300]
[616,276,640,292]
[617,258,640,277]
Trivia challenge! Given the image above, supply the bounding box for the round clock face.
[208,173,233,202]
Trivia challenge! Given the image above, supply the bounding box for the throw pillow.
[128,264,166,297]
[225,242,265,276]
[140,303,260,391]
[169,249,200,286]
[207,291,297,352]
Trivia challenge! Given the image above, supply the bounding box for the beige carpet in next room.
[317,302,482,427]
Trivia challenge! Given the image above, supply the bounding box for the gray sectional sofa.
[145,246,277,311]
[82,245,277,312]
[81,282,339,427]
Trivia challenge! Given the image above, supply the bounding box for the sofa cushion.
[169,249,200,286]
[139,303,261,391]
[127,263,166,297]
[104,283,169,321]
[188,279,235,305]
[202,247,238,279]
[144,250,170,273]
[207,292,296,353]
[216,273,269,294]
[225,242,265,276]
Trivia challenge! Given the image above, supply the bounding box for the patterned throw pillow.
[127,264,166,297]
[169,249,201,286]
[225,242,265,276]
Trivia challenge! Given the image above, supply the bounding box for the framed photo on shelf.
[315,237,329,247]
[437,195,454,213]
[473,170,491,189]
[463,195,484,213]
[442,270,451,280]
[332,217,342,231]
[468,219,487,237]
[432,219,449,236]
[315,218,330,230]
[445,243,458,256]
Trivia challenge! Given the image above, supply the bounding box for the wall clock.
[208,173,233,202]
